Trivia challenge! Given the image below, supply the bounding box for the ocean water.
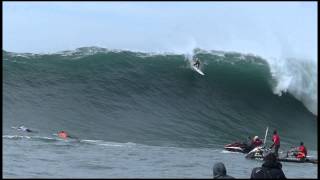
[3,47,318,178]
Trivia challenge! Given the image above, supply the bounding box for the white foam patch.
[268,57,317,115]
[99,143,124,147]
[3,135,31,139]
[80,139,136,147]
[210,51,225,57]
[37,136,56,140]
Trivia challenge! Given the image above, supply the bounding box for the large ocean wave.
[3,47,317,149]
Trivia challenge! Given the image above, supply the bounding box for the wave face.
[3,47,317,149]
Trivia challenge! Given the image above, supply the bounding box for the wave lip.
[269,57,317,115]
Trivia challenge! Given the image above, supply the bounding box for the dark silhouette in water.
[13,126,33,132]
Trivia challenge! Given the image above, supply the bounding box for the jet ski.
[245,146,268,159]
[279,150,318,164]
[225,128,267,154]
[245,147,318,164]
[224,142,253,153]
[278,157,318,164]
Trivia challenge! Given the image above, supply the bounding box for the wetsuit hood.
[213,162,227,178]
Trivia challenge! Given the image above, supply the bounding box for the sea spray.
[268,57,317,115]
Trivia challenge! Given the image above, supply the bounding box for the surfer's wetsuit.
[193,60,200,68]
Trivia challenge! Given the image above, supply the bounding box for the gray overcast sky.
[3,2,317,61]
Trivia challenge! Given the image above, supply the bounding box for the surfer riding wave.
[193,57,200,68]
[190,57,204,75]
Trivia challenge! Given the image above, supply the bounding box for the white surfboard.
[192,65,205,75]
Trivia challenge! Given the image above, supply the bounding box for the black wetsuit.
[193,60,200,68]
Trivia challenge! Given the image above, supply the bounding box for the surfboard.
[192,65,205,75]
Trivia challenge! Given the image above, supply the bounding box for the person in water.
[250,152,286,179]
[16,126,32,132]
[270,129,280,157]
[291,142,307,159]
[244,136,264,158]
[213,162,235,179]
[193,57,200,68]
[58,130,78,140]
[243,136,262,150]
[252,136,263,148]
[58,131,69,139]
